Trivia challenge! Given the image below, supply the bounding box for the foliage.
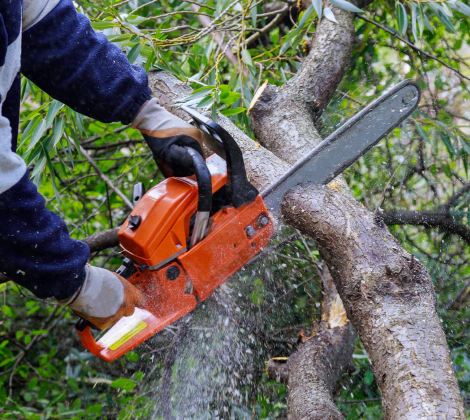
[1,0,470,418]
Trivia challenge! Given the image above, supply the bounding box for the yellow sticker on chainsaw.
[106,319,147,351]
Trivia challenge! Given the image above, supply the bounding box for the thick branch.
[287,324,355,419]
[250,1,371,164]
[381,209,470,245]
[282,184,465,418]
[267,271,355,419]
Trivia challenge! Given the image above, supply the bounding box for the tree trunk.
[282,184,466,418]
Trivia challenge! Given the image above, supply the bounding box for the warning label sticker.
[99,317,147,351]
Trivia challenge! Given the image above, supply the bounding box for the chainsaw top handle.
[181,106,259,209]
[185,146,212,247]
[185,146,212,213]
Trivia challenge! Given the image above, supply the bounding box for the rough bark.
[287,324,354,420]
[250,1,371,164]
[268,270,355,420]
[282,184,466,419]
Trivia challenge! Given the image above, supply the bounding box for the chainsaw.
[76,80,420,361]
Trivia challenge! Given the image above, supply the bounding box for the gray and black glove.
[133,98,206,177]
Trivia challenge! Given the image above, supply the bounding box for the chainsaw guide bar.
[75,80,420,361]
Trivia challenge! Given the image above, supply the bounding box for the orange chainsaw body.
[76,154,273,361]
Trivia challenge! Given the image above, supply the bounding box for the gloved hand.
[132,98,206,177]
[59,265,144,330]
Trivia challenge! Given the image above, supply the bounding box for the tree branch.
[81,226,121,254]
[442,182,470,212]
[272,269,355,420]
[79,145,134,210]
[380,209,470,245]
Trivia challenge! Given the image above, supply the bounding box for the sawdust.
[327,179,345,194]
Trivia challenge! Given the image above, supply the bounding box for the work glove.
[132,98,206,177]
[59,265,144,330]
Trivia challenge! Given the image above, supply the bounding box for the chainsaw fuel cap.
[128,215,142,230]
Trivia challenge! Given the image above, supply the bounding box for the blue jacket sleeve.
[0,171,89,300]
[21,0,151,125]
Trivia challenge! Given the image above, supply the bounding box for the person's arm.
[21,0,150,124]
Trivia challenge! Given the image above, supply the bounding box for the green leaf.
[279,39,292,55]
[440,131,455,157]
[423,12,434,32]
[90,21,116,30]
[126,351,139,363]
[451,0,470,17]
[417,4,425,36]
[415,122,429,143]
[330,0,363,13]
[53,118,65,148]
[110,378,136,391]
[312,0,322,19]
[442,163,452,178]
[220,92,241,106]
[127,42,143,64]
[251,5,257,27]
[437,10,457,33]
[1,305,13,317]
[396,2,408,36]
[461,148,468,176]
[87,404,103,414]
[145,47,156,72]
[19,115,42,148]
[240,49,253,67]
[411,3,418,41]
[323,7,338,23]
[250,289,264,306]
[45,100,64,128]
[31,329,47,335]
[197,95,214,108]
[428,2,456,33]
[192,85,216,95]
[220,107,246,116]
[364,369,374,385]
[106,34,134,43]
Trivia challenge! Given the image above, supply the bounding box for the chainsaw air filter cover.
[118,155,229,270]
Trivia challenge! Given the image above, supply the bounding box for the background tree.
[0,0,469,418]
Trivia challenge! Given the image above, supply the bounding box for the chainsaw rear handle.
[181,106,259,208]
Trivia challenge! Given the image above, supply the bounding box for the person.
[0,0,206,330]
